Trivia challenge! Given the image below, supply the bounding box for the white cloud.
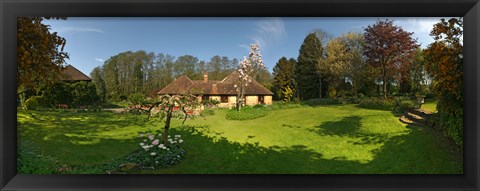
[246,18,287,50]
[55,26,105,34]
[394,18,442,47]
[95,58,105,62]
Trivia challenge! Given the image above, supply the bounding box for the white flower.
[148,135,155,140]
[167,148,170,150]
[143,139,147,142]
[156,161,159,163]
[140,143,145,146]
[179,140,184,143]
[168,139,173,142]
[175,135,181,138]
[159,144,164,148]
[150,152,156,156]
[139,133,144,137]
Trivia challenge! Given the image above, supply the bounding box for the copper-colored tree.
[363,19,419,98]
[17,17,69,98]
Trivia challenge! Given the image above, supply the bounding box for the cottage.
[156,72,273,108]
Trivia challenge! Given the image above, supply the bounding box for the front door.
[258,95,264,104]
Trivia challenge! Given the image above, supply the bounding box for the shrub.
[70,81,100,108]
[226,106,269,120]
[267,102,303,111]
[128,93,145,105]
[302,98,342,106]
[129,133,186,169]
[436,96,463,146]
[357,98,396,111]
[200,108,215,116]
[202,99,220,108]
[396,100,417,113]
[23,96,40,110]
[342,97,361,104]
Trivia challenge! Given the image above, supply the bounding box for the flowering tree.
[130,94,200,145]
[235,44,265,111]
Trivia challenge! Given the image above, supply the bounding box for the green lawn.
[17,104,461,174]
[421,98,438,113]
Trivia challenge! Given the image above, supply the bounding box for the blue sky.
[44,17,447,76]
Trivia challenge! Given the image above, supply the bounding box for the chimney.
[203,73,208,82]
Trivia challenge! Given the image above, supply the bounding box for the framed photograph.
[1,0,479,190]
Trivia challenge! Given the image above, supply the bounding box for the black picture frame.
[1,0,479,190]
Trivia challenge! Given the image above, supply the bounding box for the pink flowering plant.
[132,132,186,169]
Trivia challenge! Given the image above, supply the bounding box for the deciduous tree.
[235,44,265,111]
[423,18,463,145]
[363,19,419,98]
[17,17,69,104]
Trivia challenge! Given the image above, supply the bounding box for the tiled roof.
[61,65,92,81]
[157,75,194,95]
[157,72,273,96]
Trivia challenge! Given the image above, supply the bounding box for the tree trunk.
[318,75,323,98]
[382,64,387,99]
[163,104,174,145]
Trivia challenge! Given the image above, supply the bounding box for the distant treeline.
[90,50,272,101]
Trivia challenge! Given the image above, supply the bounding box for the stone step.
[405,112,425,121]
[399,115,424,127]
[409,109,430,118]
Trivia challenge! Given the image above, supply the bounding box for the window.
[221,95,228,103]
[202,95,209,101]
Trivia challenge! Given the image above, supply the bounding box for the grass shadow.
[311,116,362,137]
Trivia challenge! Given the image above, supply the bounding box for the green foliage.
[70,81,100,108]
[436,95,463,146]
[128,93,146,105]
[327,86,337,98]
[266,102,303,111]
[296,33,324,100]
[282,86,294,102]
[396,100,417,113]
[202,99,220,108]
[90,67,107,102]
[226,106,269,120]
[23,96,40,110]
[358,98,396,111]
[272,57,296,101]
[131,133,186,169]
[41,82,72,107]
[17,142,62,174]
[302,98,342,106]
[200,108,215,116]
[41,81,100,108]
